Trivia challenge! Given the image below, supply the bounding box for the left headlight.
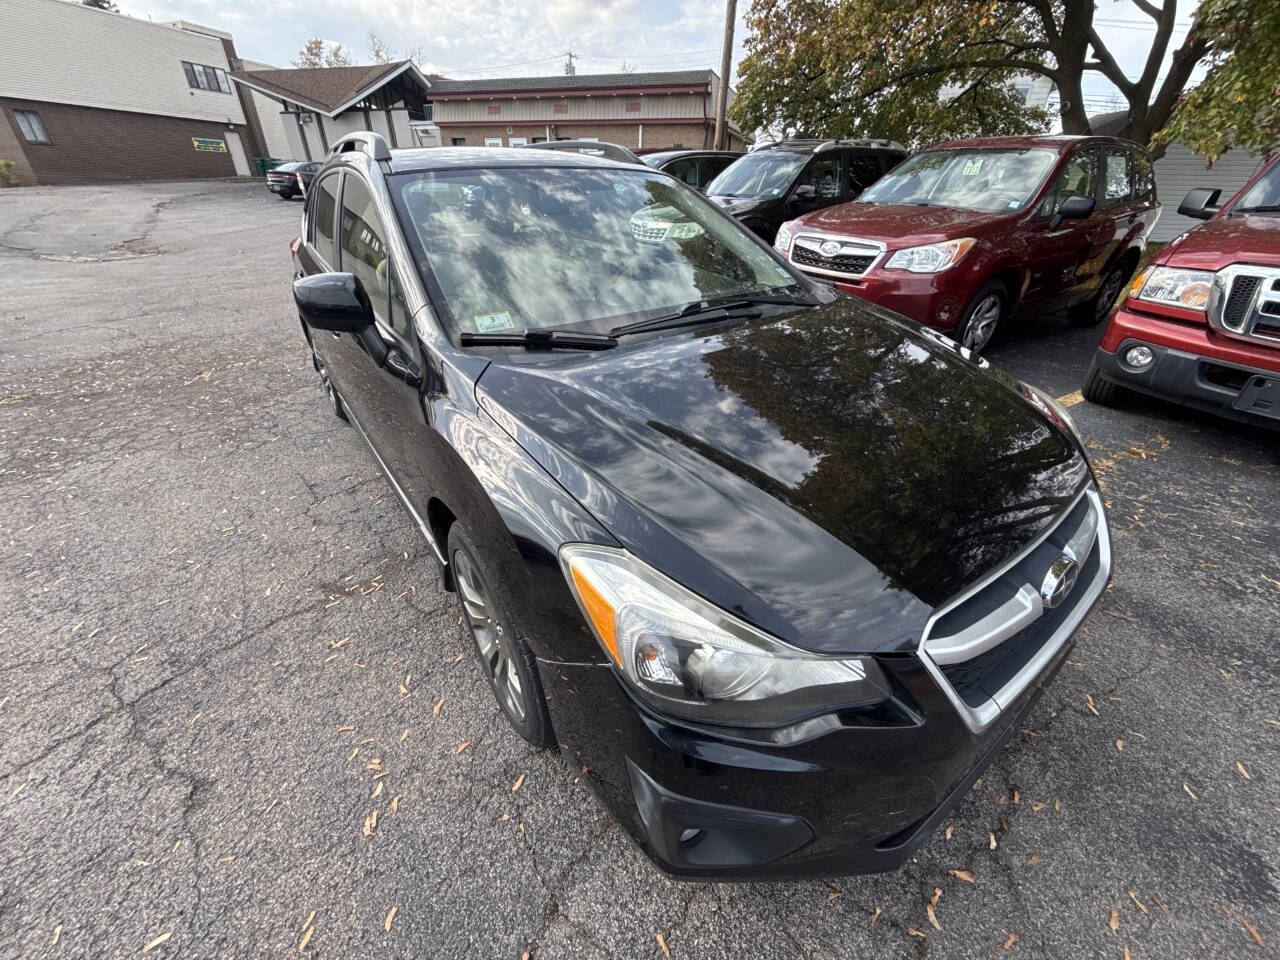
[774,219,798,253]
[884,237,976,274]
[1024,383,1079,437]
[560,544,892,728]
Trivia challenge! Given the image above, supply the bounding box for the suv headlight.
[1131,266,1212,310]
[560,544,891,728]
[774,219,799,253]
[884,238,976,273]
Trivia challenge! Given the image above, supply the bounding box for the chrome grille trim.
[917,485,1111,735]
[1208,264,1280,345]
[790,235,886,278]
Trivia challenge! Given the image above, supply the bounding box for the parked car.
[291,131,1109,879]
[1083,152,1280,430]
[640,149,742,192]
[704,139,908,243]
[266,161,321,199]
[776,136,1161,352]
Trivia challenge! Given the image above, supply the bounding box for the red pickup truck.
[1084,152,1280,431]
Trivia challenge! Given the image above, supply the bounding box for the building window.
[625,101,641,113]
[182,61,232,94]
[451,137,466,146]
[14,110,49,143]
[487,105,501,115]
[553,103,568,115]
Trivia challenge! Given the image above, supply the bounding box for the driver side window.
[1039,148,1098,218]
[798,157,841,200]
[339,175,403,334]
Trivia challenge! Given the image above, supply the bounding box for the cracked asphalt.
[0,180,1277,960]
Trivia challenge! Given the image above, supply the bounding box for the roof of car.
[924,134,1137,151]
[385,146,639,174]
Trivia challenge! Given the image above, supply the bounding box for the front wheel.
[954,281,1008,354]
[1082,361,1129,407]
[448,526,555,748]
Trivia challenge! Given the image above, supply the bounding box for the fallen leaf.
[512,772,526,792]
[521,953,531,960]
[870,905,882,926]
[1153,895,1170,918]
[142,931,172,954]
[908,928,927,938]
[371,782,383,800]
[656,932,670,957]
[945,824,955,840]
[384,906,398,932]
[1025,853,1040,865]
[399,728,409,742]
[338,724,354,732]
[989,832,997,850]
[390,795,400,814]
[1109,909,1119,932]
[1128,890,1148,914]
[1184,783,1198,800]
[827,888,842,901]
[298,925,314,953]
[1012,789,1021,806]
[1116,738,1125,751]
[52,925,61,945]
[1085,694,1099,716]
[433,697,445,717]
[949,868,975,884]
[927,902,942,932]
[930,887,942,908]
[1032,801,1047,812]
[1123,949,1131,960]
[1241,915,1266,948]
[1236,760,1252,780]
[1053,799,1062,812]
[218,855,235,863]
[301,910,317,932]
[363,810,378,837]
[1003,932,1019,949]
[456,740,471,754]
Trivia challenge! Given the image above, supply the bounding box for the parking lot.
[0,180,1276,959]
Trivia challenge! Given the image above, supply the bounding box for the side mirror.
[1178,187,1222,220]
[1049,194,1095,230]
[792,184,817,202]
[294,273,374,332]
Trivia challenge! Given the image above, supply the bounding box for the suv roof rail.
[523,139,642,165]
[756,137,907,153]
[330,131,391,162]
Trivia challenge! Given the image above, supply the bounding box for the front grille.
[630,222,669,243]
[792,246,874,275]
[920,486,1109,733]
[1223,275,1262,328]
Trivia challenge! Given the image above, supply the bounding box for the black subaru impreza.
[290,133,1110,879]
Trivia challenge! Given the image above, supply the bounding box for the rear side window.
[310,174,339,266]
[1133,150,1155,203]
[339,176,393,327]
[1040,147,1098,217]
[665,157,700,188]
[846,153,882,198]
[1102,147,1133,206]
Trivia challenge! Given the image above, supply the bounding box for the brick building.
[0,0,288,186]
[427,70,749,152]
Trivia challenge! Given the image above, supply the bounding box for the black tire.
[1082,361,1128,407]
[277,192,294,201]
[447,525,555,749]
[953,280,1008,354]
[1070,264,1128,328]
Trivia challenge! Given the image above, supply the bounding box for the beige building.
[428,70,748,152]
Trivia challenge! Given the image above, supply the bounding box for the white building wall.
[434,92,709,125]
[241,59,296,160]
[0,0,245,124]
[1150,144,1267,243]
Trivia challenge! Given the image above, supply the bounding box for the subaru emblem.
[819,240,842,257]
[1040,555,1079,609]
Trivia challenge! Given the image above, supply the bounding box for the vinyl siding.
[241,61,296,160]
[434,93,709,125]
[0,0,244,125]
[1151,143,1267,243]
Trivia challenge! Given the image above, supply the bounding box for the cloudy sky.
[122,0,1202,115]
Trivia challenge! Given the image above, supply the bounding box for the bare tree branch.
[1086,28,1137,96]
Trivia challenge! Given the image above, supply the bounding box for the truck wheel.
[1082,361,1128,407]
[1070,265,1127,328]
[954,281,1008,354]
[448,525,555,749]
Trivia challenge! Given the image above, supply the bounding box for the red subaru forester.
[776,136,1161,352]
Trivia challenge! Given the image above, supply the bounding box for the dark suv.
[290,132,1109,879]
[640,149,742,192]
[704,139,908,243]
[778,136,1161,352]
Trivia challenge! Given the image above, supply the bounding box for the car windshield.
[859,148,1058,213]
[706,151,808,198]
[1233,159,1280,212]
[391,166,799,337]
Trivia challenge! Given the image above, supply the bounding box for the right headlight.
[1132,266,1213,310]
[560,544,891,728]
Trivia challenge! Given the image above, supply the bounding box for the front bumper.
[1094,306,1280,430]
[800,268,968,332]
[540,632,1077,880]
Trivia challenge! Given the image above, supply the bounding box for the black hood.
[475,298,1089,654]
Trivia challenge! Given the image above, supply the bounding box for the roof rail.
[330,131,391,162]
[814,137,908,153]
[523,139,642,165]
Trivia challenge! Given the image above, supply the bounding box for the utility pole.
[563,51,577,76]
[713,0,736,150]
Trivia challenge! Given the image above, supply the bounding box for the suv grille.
[1209,265,1280,344]
[1223,275,1262,328]
[792,246,875,275]
[919,486,1110,733]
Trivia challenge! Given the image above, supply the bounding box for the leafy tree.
[731,0,1255,157]
[1158,0,1280,162]
[293,37,355,69]
[81,0,119,10]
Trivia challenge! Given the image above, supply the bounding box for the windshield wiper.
[610,293,816,338]
[459,329,617,350]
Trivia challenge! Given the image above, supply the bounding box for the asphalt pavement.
[0,181,1276,960]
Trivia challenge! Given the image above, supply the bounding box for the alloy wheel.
[963,295,1002,352]
[1096,269,1124,322]
[452,548,527,724]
